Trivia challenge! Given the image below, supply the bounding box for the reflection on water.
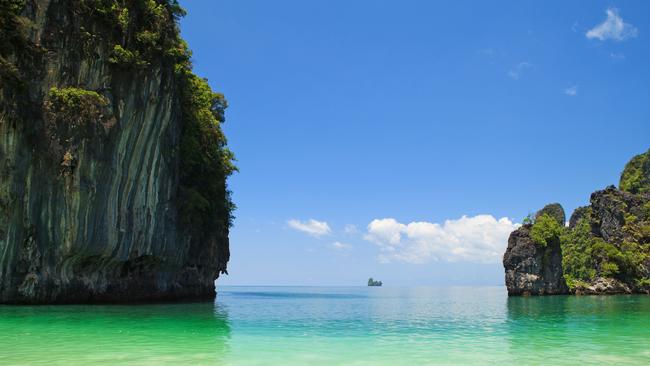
[505,295,650,365]
[1,287,650,365]
[0,301,231,365]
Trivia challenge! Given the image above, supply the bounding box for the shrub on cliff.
[535,203,565,226]
[43,87,110,171]
[108,45,148,68]
[530,213,564,247]
[44,87,108,128]
[620,149,650,194]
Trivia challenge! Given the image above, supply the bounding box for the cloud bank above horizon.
[364,215,520,264]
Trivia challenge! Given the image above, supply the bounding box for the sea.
[1,286,649,365]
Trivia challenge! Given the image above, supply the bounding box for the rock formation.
[503,206,568,296]
[504,149,650,296]
[0,0,235,303]
[367,278,382,287]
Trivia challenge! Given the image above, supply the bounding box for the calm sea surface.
[1,286,649,365]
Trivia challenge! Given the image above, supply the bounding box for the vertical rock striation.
[0,0,234,303]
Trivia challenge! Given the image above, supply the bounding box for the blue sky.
[180,1,650,286]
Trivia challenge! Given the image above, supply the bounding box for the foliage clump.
[560,215,649,289]
[559,219,596,287]
[43,87,110,173]
[70,0,189,67]
[0,0,36,87]
[530,214,564,247]
[620,149,650,194]
[108,45,148,68]
[175,63,236,231]
[44,87,108,126]
[535,203,566,226]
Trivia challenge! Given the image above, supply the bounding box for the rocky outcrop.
[0,1,234,303]
[573,277,633,295]
[568,206,589,229]
[590,186,648,243]
[503,150,650,296]
[503,216,568,296]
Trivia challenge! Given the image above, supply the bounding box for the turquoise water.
[1,286,650,365]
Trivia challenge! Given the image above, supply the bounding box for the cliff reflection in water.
[0,301,232,365]
[506,295,650,363]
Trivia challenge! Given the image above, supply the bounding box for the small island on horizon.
[367,278,383,287]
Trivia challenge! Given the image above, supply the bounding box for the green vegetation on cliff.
[524,162,650,292]
[530,214,564,247]
[4,0,236,237]
[176,64,237,231]
[0,0,235,303]
[620,149,650,194]
[561,216,648,289]
[44,87,108,124]
[68,0,237,231]
[535,203,565,226]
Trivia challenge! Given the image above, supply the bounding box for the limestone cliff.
[0,0,235,303]
[503,149,650,296]
[503,204,568,296]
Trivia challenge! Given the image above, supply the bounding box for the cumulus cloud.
[364,215,520,264]
[332,241,352,250]
[287,219,331,237]
[564,85,578,96]
[508,62,532,80]
[586,8,638,41]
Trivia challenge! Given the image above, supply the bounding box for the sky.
[179,1,650,286]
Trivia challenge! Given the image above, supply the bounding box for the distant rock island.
[368,278,383,286]
[504,149,650,295]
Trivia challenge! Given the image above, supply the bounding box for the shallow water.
[1,286,649,365]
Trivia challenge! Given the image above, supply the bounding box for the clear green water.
[1,286,650,365]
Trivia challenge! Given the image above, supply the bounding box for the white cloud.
[344,224,358,234]
[364,215,520,264]
[508,62,532,80]
[610,52,626,61]
[586,8,638,41]
[364,218,406,246]
[332,241,352,250]
[564,85,578,96]
[287,219,331,237]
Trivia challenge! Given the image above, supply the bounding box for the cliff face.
[503,150,650,296]
[503,222,567,296]
[0,0,234,303]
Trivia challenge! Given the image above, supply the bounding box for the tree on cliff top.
[620,149,650,194]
